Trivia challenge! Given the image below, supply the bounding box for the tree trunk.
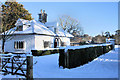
[2,39,5,53]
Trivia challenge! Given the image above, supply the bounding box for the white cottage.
[0,10,73,53]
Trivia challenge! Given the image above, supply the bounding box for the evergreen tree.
[2,1,33,30]
[1,1,33,52]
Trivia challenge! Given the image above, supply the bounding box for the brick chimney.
[38,9,47,23]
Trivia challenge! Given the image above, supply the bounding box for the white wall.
[59,37,70,46]
[35,35,54,50]
[3,34,71,53]
[23,25,29,31]
[4,35,35,53]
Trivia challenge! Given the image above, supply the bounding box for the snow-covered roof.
[14,20,55,36]
[1,19,74,37]
[1,19,55,36]
[15,18,30,26]
[45,22,74,37]
[56,28,74,37]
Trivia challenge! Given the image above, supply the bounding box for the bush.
[59,44,113,69]
[31,49,64,56]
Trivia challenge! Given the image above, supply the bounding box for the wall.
[4,35,35,53]
[3,34,71,53]
[59,37,70,46]
[35,35,71,49]
[35,35,54,50]
[23,25,29,31]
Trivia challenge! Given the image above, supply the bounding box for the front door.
[54,38,58,48]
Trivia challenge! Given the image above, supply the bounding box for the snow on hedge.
[60,43,112,53]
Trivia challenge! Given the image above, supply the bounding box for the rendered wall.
[4,35,35,53]
[34,35,54,50]
[59,37,70,46]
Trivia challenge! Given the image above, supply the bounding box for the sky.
[19,2,118,37]
[1,0,119,2]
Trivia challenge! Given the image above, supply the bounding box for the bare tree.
[58,15,84,36]
[92,35,106,43]
[105,31,110,38]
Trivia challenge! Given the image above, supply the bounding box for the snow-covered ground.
[1,45,119,78]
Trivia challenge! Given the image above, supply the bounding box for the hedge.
[31,44,114,69]
[31,49,64,56]
[59,44,113,69]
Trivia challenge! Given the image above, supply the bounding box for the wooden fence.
[1,54,33,79]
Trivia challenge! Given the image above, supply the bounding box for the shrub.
[59,44,113,69]
[31,49,64,56]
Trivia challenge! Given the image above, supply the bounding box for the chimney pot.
[41,9,42,13]
[38,9,47,23]
[43,10,45,13]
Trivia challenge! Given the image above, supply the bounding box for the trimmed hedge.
[59,44,113,69]
[31,44,114,68]
[31,49,64,56]
[59,49,66,68]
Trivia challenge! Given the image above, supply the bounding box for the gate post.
[27,56,33,80]
[11,57,14,75]
[0,54,1,72]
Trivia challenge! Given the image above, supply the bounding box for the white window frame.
[14,40,25,50]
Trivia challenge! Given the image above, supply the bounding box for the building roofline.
[0,33,73,38]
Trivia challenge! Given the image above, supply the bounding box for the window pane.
[14,41,24,49]
[19,41,21,48]
[44,41,50,48]
[19,41,24,48]
[17,26,23,31]
[17,42,19,49]
[21,42,23,48]
[14,42,17,49]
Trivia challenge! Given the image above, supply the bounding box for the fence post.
[12,57,14,75]
[0,54,1,73]
[27,56,33,80]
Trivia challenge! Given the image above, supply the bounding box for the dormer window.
[28,24,31,27]
[16,25,23,31]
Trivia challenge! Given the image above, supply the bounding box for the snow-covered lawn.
[1,45,119,78]
[33,45,119,78]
